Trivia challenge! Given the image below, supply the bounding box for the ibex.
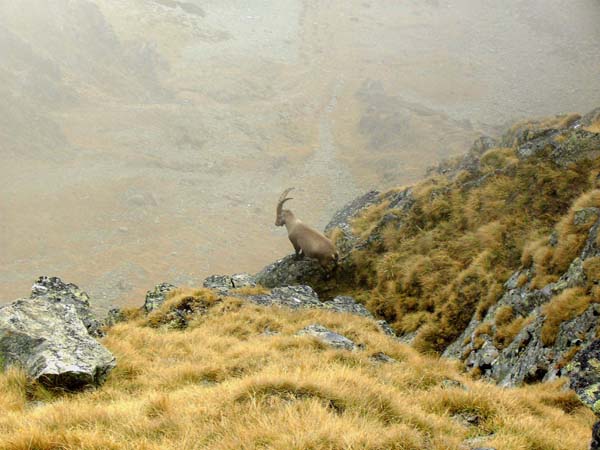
[275,188,339,269]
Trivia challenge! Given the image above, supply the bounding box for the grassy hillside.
[340,113,600,353]
[0,290,595,449]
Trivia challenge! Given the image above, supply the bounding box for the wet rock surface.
[0,277,116,390]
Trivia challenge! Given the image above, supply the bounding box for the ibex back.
[275,188,339,269]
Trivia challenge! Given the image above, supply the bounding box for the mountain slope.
[0,289,594,449]
[327,109,600,357]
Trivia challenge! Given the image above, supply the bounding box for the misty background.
[1,0,600,312]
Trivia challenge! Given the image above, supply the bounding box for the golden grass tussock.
[494,316,534,350]
[0,301,594,449]
[328,226,344,248]
[527,189,600,288]
[541,287,594,346]
[585,119,600,134]
[145,288,220,328]
[584,256,600,282]
[494,306,514,327]
[351,199,391,240]
[479,147,519,171]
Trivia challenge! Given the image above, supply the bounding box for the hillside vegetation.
[342,112,600,353]
[0,290,595,450]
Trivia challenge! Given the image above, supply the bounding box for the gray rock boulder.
[323,296,373,318]
[565,340,600,450]
[244,285,323,310]
[324,190,381,235]
[240,286,379,320]
[254,254,328,290]
[201,274,398,331]
[203,273,256,294]
[377,320,398,337]
[297,324,356,350]
[31,276,103,337]
[0,282,116,390]
[143,282,177,313]
[428,135,498,180]
[574,208,600,226]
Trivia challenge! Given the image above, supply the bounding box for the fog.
[1,0,599,311]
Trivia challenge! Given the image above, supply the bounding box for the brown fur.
[275,188,338,269]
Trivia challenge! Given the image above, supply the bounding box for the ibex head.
[275,187,294,226]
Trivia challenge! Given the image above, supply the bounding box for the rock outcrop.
[0,277,115,389]
[143,282,177,313]
[297,324,357,350]
[444,205,600,386]
[567,339,600,414]
[142,274,396,336]
[203,273,256,294]
[31,276,104,337]
[566,339,600,450]
[254,254,327,290]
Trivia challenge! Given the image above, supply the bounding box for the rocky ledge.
[138,274,395,338]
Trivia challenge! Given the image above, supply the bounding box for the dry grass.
[527,190,600,288]
[0,301,595,450]
[494,316,533,350]
[351,198,391,240]
[584,119,600,134]
[145,288,221,328]
[541,288,594,346]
